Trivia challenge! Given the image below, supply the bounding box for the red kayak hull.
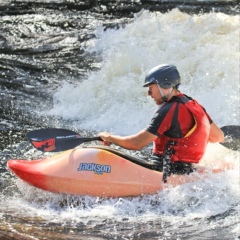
[7,147,223,197]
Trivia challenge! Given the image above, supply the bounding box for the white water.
[4,148,239,238]
[4,9,240,239]
[50,9,239,135]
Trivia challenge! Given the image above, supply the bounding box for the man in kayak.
[99,64,224,178]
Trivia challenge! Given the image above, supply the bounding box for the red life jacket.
[153,96,210,163]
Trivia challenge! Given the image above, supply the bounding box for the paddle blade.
[27,128,101,152]
[220,125,240,151]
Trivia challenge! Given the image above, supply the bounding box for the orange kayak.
[7,146,223,197]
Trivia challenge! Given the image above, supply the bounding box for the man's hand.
[98,132,112,146]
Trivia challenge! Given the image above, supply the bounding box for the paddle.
[26,128,101,152]
[27,125,239,152]
[220,125,240,151]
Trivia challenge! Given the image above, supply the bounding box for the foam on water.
[2,142,238,238]
[6,151,238,231]
[50,9,239,135]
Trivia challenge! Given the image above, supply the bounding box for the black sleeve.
[145,112,162,137]
[145,103,174,137]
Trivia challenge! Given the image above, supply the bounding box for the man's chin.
[156,100,163,105]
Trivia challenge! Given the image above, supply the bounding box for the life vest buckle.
[162,140,178,183]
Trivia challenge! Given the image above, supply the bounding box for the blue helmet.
[143,64,181,89]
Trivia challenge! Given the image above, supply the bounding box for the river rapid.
[0,1,239,239]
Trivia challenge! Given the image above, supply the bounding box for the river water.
[0,1,239,239]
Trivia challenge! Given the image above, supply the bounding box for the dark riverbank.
[0,0,239,16]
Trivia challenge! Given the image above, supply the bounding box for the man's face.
[147,84,164,105]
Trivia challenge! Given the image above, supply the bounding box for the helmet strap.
[158,85,173,102]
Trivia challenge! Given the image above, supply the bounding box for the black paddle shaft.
[27,128,101,152]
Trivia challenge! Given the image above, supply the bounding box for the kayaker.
[99,64,224,179]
